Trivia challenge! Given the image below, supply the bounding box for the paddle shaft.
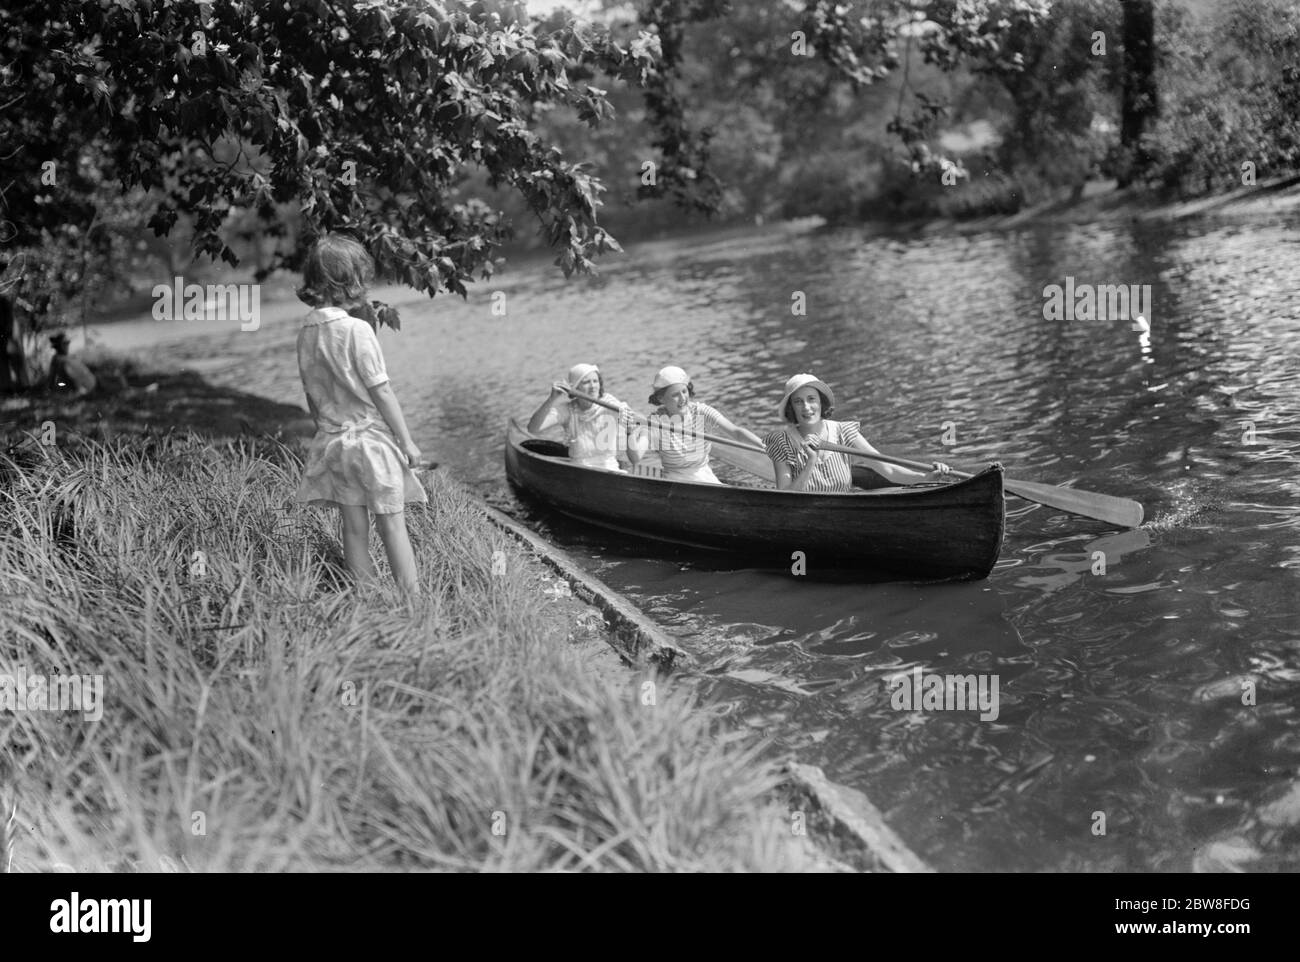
[556,387,1144,527]
[561,388,944,477]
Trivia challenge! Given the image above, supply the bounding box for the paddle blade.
[1005,478,1144,528]
[712,439,776,483]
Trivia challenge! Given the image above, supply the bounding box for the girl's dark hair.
[297,233,375,308]
[649,381,696,407]
[783,390,833,423]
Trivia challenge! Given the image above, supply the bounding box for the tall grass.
[0,431,817,871]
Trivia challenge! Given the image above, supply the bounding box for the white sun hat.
[652,365,690,390]
[566,362,600,388]
[777,373,834,418]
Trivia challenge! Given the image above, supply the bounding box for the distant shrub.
[1141,0,1300,197]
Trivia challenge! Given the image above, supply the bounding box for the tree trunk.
[0,294,31,394]
[1118,0,1158,187]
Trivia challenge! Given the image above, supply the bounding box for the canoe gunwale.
[513,431,961,499]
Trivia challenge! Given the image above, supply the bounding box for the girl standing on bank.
[293,233,427,599]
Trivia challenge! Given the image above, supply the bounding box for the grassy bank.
[0,379,821,871]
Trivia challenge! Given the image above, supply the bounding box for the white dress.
[294,307,427,513]
[536,392,627,471]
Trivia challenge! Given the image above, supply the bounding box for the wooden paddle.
[784,434,1144,528]
[558,389,1145,528]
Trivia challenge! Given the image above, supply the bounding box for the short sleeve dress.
[294,306,428,514]
[763,420,865,493]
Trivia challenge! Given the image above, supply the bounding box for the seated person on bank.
[46,333,98,397]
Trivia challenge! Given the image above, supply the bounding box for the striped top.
[764,420,865,493]
[647,401,726,472]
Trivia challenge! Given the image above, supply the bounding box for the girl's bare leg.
[374,510,420,598]
[338,504,378,587]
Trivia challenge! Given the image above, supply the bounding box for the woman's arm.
[773,454,823,491]
[772,458,794,490]
[527,383,568,434]
[768,429,820,492]
[770,436,823,492]
[367,381,422,465]
[626,419,650,463]
[614,400,643,462]
[847,435,949,485]
[786,449,824,491]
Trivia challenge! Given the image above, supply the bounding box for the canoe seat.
[851,465,893,490]
[521,438,569,459]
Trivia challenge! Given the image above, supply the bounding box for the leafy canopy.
[2,0,1050,330]
[3,0,665,315]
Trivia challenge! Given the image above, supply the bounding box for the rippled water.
[149,214,1300,871]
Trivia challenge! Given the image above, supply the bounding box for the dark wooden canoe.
[504,420,1005,580]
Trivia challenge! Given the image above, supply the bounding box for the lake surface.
[135,213,1300,871]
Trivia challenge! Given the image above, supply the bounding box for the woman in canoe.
[765,373,952,493]
[628,365,763,484]
[527,362,632,471]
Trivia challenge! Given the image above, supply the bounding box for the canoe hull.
[504,421,1005,580]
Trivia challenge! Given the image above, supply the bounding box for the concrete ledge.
[460,489,691,672]
[783,762,932,873]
